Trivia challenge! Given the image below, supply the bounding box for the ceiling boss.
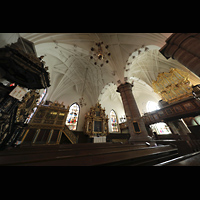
[89,42,111,67]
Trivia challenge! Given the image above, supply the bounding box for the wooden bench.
[156,140,200,155]
[154,151,200,166]
[0,143,178,166]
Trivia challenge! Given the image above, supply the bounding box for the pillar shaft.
[117,82,151,144]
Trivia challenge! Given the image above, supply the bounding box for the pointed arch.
[110,109,119,132]
[66,102,80,130]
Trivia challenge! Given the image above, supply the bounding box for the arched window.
[146,101,171,135]
[150,122,172,135]
[37,88,47,105]
[146,101,160,112]
[110,110,119,132]
[66,103,80,130]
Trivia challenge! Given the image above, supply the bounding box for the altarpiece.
[83,102,109,138]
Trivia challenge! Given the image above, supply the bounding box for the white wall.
[100,95,125,132]
[134,92,161,115]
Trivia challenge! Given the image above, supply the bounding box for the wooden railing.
[142,96,200,126]
[62,125,77,144]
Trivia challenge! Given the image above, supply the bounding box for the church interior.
[1,33,200,165]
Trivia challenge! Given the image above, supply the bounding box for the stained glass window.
[37,89,47,105]
[146,101,171,135]
[150,122,172,135]
[110,110,119,132]
[66,103,80,131]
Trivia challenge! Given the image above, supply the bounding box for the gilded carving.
[152,68,193,103]
[16,90,40,123]
[20,101,77,145]
[83,102,109,137]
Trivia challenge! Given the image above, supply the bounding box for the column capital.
[116,82,133,93]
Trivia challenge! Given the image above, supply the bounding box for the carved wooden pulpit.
[83,102,109,138]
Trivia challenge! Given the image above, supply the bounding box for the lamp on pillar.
[117,82,154,146]
[79,68,88,107]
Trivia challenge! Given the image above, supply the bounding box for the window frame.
[110,109,119,133]
[66,102,80,131]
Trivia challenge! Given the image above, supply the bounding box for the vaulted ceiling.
[20,33,173,105]
[1,33,200,108]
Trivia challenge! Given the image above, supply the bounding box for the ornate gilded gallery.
[152,68,193,103]
[2,33,200,166]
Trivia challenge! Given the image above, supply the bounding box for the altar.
[93,136,106,143]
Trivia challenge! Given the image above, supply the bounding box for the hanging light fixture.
[89,42,111,67]
[79,96,86,107]
[79,68,88,107]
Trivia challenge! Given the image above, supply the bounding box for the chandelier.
[79,68,88,107]
[79,96,87,107]
[90,42,111,67]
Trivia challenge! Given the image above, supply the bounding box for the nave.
[2,33,200,166]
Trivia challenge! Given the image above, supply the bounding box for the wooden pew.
[156,140,200,155]
[0,143,178,166]
[154,151,200,166]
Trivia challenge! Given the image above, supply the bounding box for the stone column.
[117,82,152,145]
